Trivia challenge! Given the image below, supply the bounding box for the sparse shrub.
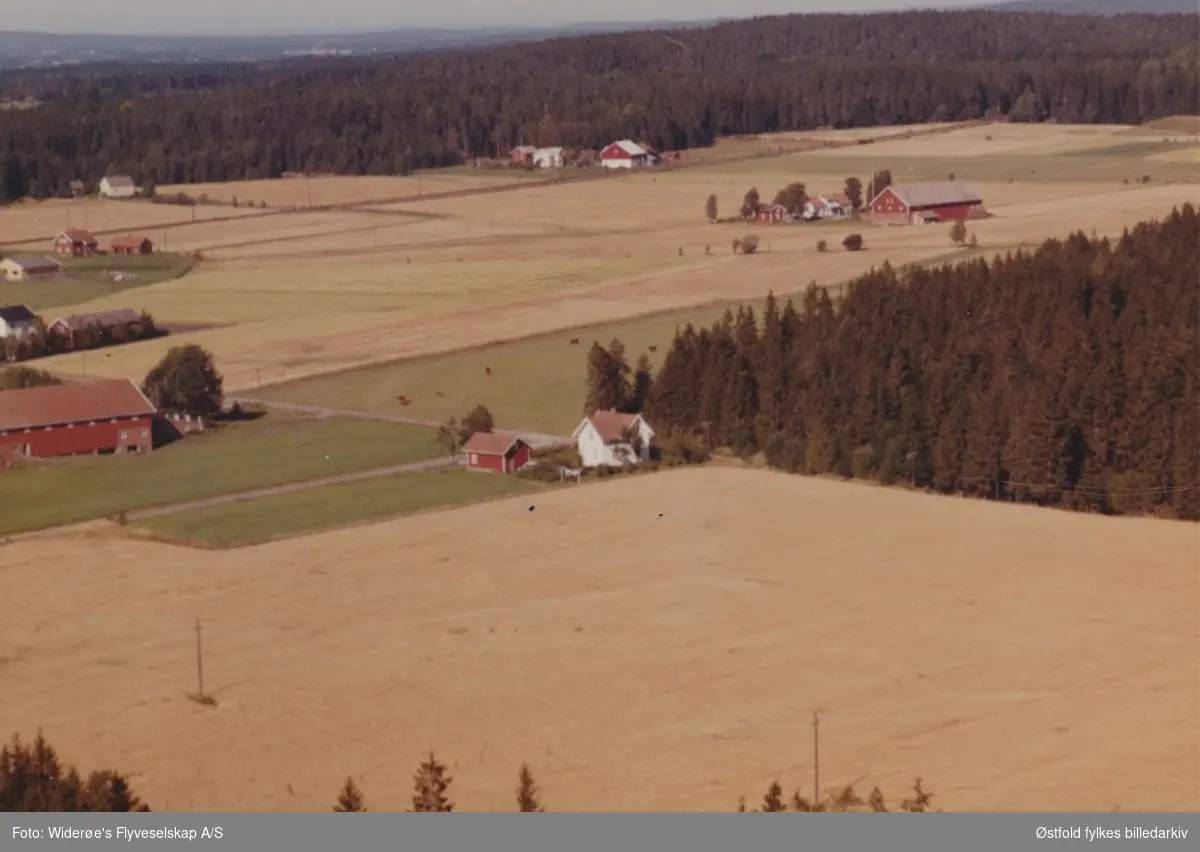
[740,234,760,254]
[950,220,967,245]
[969,232,978,247]
[842,233,864,251]
[817,240,828,253]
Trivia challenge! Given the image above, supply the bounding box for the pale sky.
[3,0,991,36]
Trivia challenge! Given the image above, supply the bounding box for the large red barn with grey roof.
[463,430,533,473]
[0,378,157,460]
[869,180,984,225]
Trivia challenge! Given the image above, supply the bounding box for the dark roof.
[3,255,60,271]
[0,378,156,431]
[463,430,528,456]
[59,228,97,244]
[51,308,142,332]
[884,181,982,209]
[0,304,36,325]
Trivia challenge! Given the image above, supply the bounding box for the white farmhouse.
[532,147,564,168]
[572,410,655,468]
[99,175,138,199]
[0,305,38,339]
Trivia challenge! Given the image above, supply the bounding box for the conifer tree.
[760,781,786,812]
[411,753,453,813]
[583,340,631,414]
[334,777,367,812]
[627,354,654,414]
[516,764,544,812]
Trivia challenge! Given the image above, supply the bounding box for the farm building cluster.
[746,180,986,226]
[0,377,202,466]
[0,229,153,283]
[480,140,677,170]
[463,409,656,476]
[0,301,157,358]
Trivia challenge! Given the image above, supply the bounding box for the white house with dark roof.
[99,175,138,199]
[572,410,655,467]
[0,255,61,281]
[0,305,38,339]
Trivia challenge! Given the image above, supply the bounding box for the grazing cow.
[485,367,492,376]
[649,345,658,353]
[569,338,580,345]
[435,391,444,397]
[397,396,411,406]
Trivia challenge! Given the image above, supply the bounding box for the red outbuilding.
[755,203,788,224]
[111,235,153,255]
[869,181,984,225]
[463,430,533,473]
[0,378,158,460]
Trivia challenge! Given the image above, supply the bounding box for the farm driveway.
[126,455,458,521]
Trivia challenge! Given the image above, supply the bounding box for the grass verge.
[0,414,442,536]
[134,467,543,547]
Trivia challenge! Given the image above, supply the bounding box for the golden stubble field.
[16,120,1200,391]
[1,467,1195,812]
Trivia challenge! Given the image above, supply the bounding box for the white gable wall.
[574,417,655,467]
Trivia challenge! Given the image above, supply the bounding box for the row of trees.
[3,732,931,813]
[1,313,162,364]
[0,10,1195,200]
[710,171,891,222]
[632,204,1199,519]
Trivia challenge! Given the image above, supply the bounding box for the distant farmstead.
[0,255,61,281]
[54,228,98,257]
[49,308,145,349]
[870,181,984,225]
[99,175,138,199]
[111,235,153,255]
[599,140,656,169]
[804,194,851,220]
[463,431,533,473]
[0,378,158,460]
[573,410,655,467]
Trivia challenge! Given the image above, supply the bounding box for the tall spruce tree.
[411,753,453,813]
[334,777,367,812]
[516,764,544,812]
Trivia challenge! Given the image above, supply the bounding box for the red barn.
[509,145,537,166]
[53,229,98,257]
[463,431,533,473]
[869,181,984,225]
[0,378,157,460]
[599,140,652,169]
[755,203,788,224]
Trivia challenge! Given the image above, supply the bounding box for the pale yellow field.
[1147,146,1200,164]
[0,197,266,245]
[805,122,1165,159]
[11,121,1196,391]
[158,173,536,210]
[1,468,1195,812]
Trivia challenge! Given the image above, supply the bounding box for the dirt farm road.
[226,396,574,450]
[126,455,460,521]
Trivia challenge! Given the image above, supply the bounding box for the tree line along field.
[0,8,1196,197]
[19,121,1200,396]
[1,467,1194,812]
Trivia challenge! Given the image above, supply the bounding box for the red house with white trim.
[463,431,533,473]
[755,203,788,224]
[0,378,158,460]
[599,140,653,169]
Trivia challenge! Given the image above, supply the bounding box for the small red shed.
[463,431,533,473]
[111,235,154,255]
[0,378,158,460]
[755,203,788,224]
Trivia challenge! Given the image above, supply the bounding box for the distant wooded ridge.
[0,7,1196,200]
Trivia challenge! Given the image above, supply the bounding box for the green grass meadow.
[0,414,442,536]
[135,467,543,547]
[0,253,194,313]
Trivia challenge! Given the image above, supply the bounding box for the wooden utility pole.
[194,618,205,699]
[813,710,820,806]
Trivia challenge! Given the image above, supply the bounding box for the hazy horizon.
[3,0,995,37]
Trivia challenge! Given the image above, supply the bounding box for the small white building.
[532,147,564,168]
[0,255,61,281]
[0,304,38,339]
[99,175,138,199]
[572,410,655,468]
[803,194,851,221]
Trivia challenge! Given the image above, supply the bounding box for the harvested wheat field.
[1,467,1196,812]
[0,197,267,246]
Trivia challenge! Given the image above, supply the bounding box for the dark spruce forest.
[1,8,1198,199]
[626,205,1198,521]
